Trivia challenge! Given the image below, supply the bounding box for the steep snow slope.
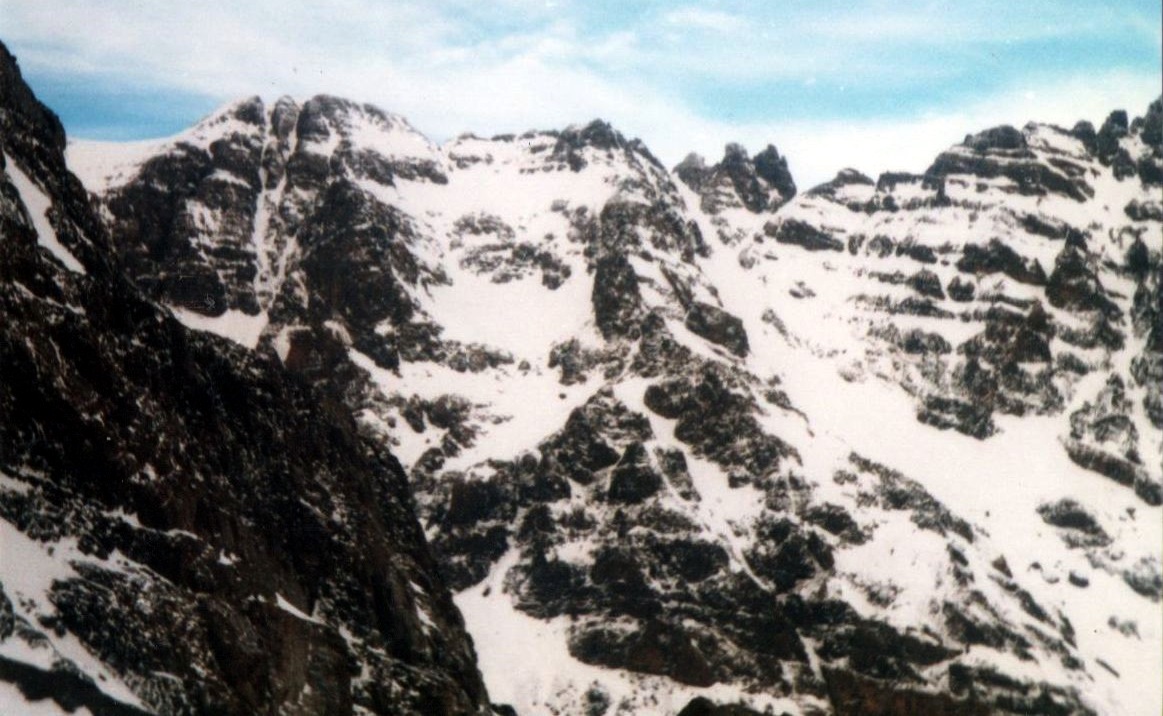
[72,91,1163,716]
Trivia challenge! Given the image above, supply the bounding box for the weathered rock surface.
[0,42,494,716]
[58,56,1163,716]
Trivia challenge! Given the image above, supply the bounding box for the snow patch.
[168,306,268,350]
[5,154,86,274]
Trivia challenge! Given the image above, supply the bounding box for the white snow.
[426,272,593,359]
[456,551,804,716]
[274,593,322,624]
[50,101,1162,715]
[168,305,268,350]
[0,514,146,710]
[5,153,86,274]
[67,138,166,192]
[350,349,594,471]
[0,682,88,716]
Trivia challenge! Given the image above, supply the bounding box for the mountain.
[7,37,1161,715]
[0,42,496,716]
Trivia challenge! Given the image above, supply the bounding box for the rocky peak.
[926,120,1097,202]
[1,40,497,715]
[1138,96,1162,147]
[0,43,66,158]
[1072,100,1163,184]
[962,124,1028,153]
[44,58,1163,716]
[806,167,875,198]
[1095,109,1131,164]
[179,96,269,149]
[674,151,709,190]
[561,118,624,152]
[228,95,266,125]
[295,94,352,142]
[1130,96,1163,185]
[751,143,796,198]
[269,95,299,140]
[1070,119,1098,152]
[1101,109,1130,136]
[675,141,797,216]
[549,118,667,173]
[78,88,454,321]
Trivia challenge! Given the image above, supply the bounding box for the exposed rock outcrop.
[0,41,494,716]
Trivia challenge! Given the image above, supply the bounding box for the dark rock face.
[674,152,709,191]
[1071,120,1098,152]
[1137,99,1163,185]
[570,620,718,687]
[592,253,643,340]
[98,91,450,332]
[964,125,1028,152]
[1065,441,1160,506]
[767,219,844,252]
[644,368,797,478]
[677,696,766,716]
[929,300,1070,432]
[552,120,633,172]
[684,301,749,357]
[720,144,770,214]
[907,268,945,300]
[103,101,261,316]
[1021,212,1073,240]
[1045,245,1120,317]
[1096,111,1129,164]
[901,328,952,355]
[675,143,796,215]
[298,181,421,330]
[947,275,976,302]
[607,442,664,504]
[926,127,1094,202]
[809,168,875,200]
[0,42,492,715]
[39,54,1159,715]
[752,145,797,204]
[956,239,1047,285]
[917,395,996,439]
[875,171,922,193]
[457,215,573,289]
[895,240,938,264]
[0,653,154,716]
[1129,246,1163,437]
[1037,500,1110,546]
[962,304,1054,365]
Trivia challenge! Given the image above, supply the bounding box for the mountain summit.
[3,35,1160,715]
[0,42,494,716]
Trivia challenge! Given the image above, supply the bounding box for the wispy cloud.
[664,8,743,34]
[1,0,1159,187]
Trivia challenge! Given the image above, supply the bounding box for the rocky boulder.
[766,219,844,252]
[1045,245,1120,317]
[684,301,750,357]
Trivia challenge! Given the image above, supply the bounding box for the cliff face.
[0,41,493,716]
[5,29,1161,715]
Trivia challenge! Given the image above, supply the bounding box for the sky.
[1,0,1160,188]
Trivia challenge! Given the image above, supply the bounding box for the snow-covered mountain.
[3,34,1160,715]
[0,43,497,716]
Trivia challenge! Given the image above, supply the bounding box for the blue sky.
[2,0,1160,186]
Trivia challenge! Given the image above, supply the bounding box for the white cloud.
[664,8,743,34]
